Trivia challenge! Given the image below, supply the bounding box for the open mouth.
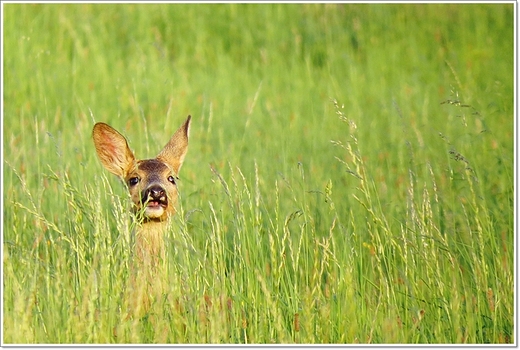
[146,200,167,208]
[141,198,168,219]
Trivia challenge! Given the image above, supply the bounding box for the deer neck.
[134,219,170,268]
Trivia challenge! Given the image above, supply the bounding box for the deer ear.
[156,116,191,175]
[92,123,136,178]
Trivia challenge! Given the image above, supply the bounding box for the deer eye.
[168,175,177,185]
[128,177,140,186]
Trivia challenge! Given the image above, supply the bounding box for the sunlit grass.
[3,3,514,344]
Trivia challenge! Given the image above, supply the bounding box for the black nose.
[143,185,167,203]
[149,186,165,199]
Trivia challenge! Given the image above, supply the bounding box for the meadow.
[2,3,515,344]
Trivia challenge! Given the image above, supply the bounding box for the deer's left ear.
[156,115,191,175]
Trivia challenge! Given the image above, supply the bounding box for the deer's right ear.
[92,123,136,178]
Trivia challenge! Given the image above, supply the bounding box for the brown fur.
[92,116,191,318]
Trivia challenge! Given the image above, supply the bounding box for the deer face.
[125,159,179,221]
[92,116,191,223]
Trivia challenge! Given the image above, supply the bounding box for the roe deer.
[92,116,191,319]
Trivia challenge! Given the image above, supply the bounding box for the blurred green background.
[3,3,514,344]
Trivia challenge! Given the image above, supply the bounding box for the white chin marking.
[145,207,165,219]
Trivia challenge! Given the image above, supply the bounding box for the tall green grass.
[3,3,514,344]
